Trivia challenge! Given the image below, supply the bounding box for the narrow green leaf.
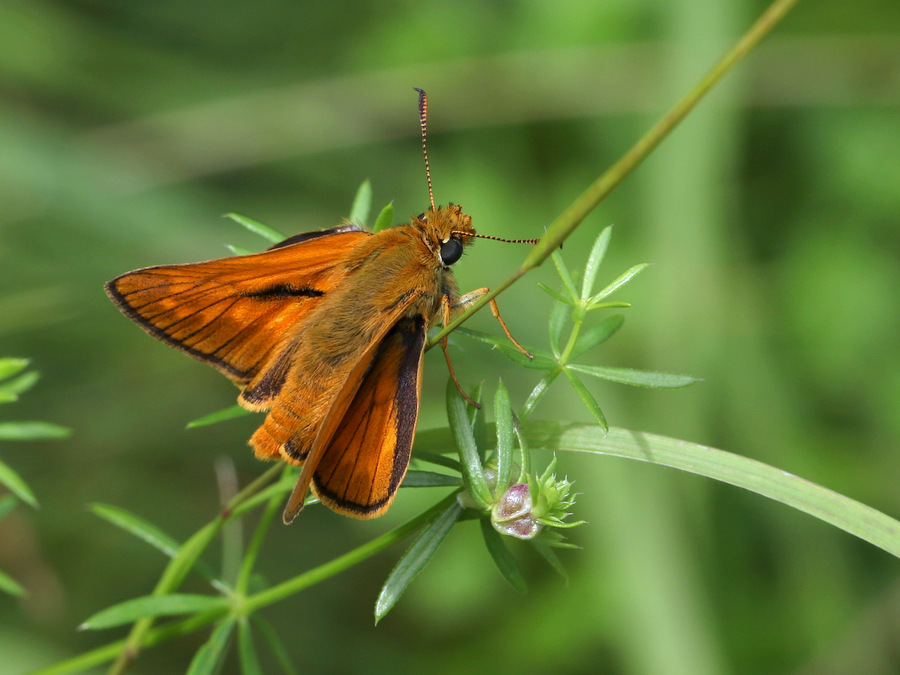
[90,504,180,556]
[0,494,18,520]
[534,529,581,549]
[236,490,282,598]
[187,617,236,675]
[224,213,285,244]
[81,594,228,630]
[187,404,253,428]
[0,458,37,507]
[348,180,372,225]
[520,370,560,422]
[251,615,299,675]
[581,226,613,300]
[523,420,900,560]
[446,379,491,509]
[586,301,632,310]
[590,263,651,304]
[411,451,461,472]
[536,282,576,307]
[480,519,527,592]
[238,618,263,675]
[0,568,25,596]
[161,521,222,594]
[467,381,486,452]
[548,299,569,359]
[569,315,625,360]
[0,421,70,441]
[563,369,608,432]
[551,248,578,300]
[0,370,40,397]
[0,392,17,404]
[372,201,395,233]
[531,541,569,581]
[375,500,463,623]
[455,328,555,370]
[493,381,514,496]
[0,358,29,381]
[402,471,462,488]
[568,364,700,388]
[90,503,231,594]
[513,415,531,478]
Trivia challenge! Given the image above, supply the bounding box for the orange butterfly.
[106,89,535,524]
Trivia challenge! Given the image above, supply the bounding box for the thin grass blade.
[523,421,900,559]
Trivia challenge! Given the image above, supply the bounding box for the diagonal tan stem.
[427,0,801,350]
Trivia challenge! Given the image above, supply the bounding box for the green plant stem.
[107,463,284,675]
[27,609,226,675]
[234,485,283,598]
[32,494,456,675]
[242,493,457,613]
[427,0,801,350]
[557,314,583,366]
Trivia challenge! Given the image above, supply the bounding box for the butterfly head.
[413,203,475,268]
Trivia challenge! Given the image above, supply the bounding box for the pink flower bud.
[491,483,543,540]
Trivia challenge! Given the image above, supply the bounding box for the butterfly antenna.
[414,87,436,211]
[456,232,541,245]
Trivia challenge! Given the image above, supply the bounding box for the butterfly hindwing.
[312,315,426,518]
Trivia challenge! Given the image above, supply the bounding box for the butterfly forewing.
[105,227,370,384]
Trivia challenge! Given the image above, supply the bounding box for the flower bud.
[491,483,543,540]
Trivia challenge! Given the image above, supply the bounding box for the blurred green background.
[2,0,899,672]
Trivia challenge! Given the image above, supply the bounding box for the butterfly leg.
[439,294,481,408]
[453,288,533,360]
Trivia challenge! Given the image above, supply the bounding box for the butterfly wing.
[279,313,426,522]
[105,226,369,385]
[313,315,426,518]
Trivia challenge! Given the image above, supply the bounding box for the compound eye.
[439,237,463,265]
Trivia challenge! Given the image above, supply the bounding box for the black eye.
[440,237,463,265]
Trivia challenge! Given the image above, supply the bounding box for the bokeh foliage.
[2,0,899,673]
